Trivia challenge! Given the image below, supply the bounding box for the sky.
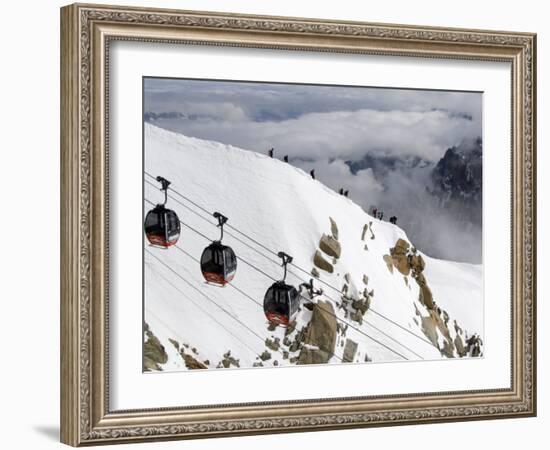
[144,77,483,263]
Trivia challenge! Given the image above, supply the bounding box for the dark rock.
[168,338,179,351]
[265,337,281,352]
[220,350,240,368]
[350,310,363,325]
[361,224,368,241]
[260,351,272,361]
[143,325,168,371]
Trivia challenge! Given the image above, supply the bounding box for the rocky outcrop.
[389,238,411,276]
[319,234,341,259]
[259,350,272,361]
[218,350,240,368]
[361,221,375,241]
[298,301,337,365]
[415,272,435,309]
[143,323,168,371]
[312,218,342,275]
[410,253,426,272]
[265,337,281,352]
[384,238,480,358]
[383,254,394,273]
[182,353,208,370]
[342,339,358,363]
[313,250,334,273]
[329,216,339,240]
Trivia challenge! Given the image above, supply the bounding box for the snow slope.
[143,123,484,371]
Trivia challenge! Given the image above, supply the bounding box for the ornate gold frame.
[60,3,536,446]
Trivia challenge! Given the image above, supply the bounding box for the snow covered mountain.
[143,123,484,372]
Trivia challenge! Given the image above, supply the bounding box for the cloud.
[146,107,479,163]
[144,78,482,138]
[293,158,384,200]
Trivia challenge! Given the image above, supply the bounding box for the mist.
[292,157,482,263]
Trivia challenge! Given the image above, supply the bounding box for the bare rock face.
[329,217,339,240]
[319,234,341,259]
[143,323,168,371]
[314,250,334,273]
[361,224,368,241]
[390,238,411,276]
[350,310,364,325]
[393,238,410,254]
[454,334,467,357]
[421,309,455,358]
[410,254,426,273]
[352,297,371,314]
[219,350,240,368]
[182,353,208,370]
[298,301,337,365]
[414,272,435,309]
[342,339,358,363]
[265,337,281,352]
[383,254,394,273]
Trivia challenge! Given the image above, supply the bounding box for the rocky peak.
[431,138,482,204]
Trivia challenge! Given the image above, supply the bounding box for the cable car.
[263,252,300,326]
[200,212,237,286]
[144,176,180,248]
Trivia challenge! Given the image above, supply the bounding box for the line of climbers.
[268,147,352,198]
[370,206,398,225]
[268,148,400,226]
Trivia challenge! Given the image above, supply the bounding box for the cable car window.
[224,249,236,270]
[144,213,156,231]
[214,248,223,266]
[201,248,212,265]
[169,211,179,231]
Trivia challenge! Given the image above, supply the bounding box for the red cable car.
[263,252,300,326]
[200,212,237,286]
[144,176,180,248]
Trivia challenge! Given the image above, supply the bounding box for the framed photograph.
[60,3,536,446]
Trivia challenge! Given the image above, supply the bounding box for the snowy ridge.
[143,123,483,371]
